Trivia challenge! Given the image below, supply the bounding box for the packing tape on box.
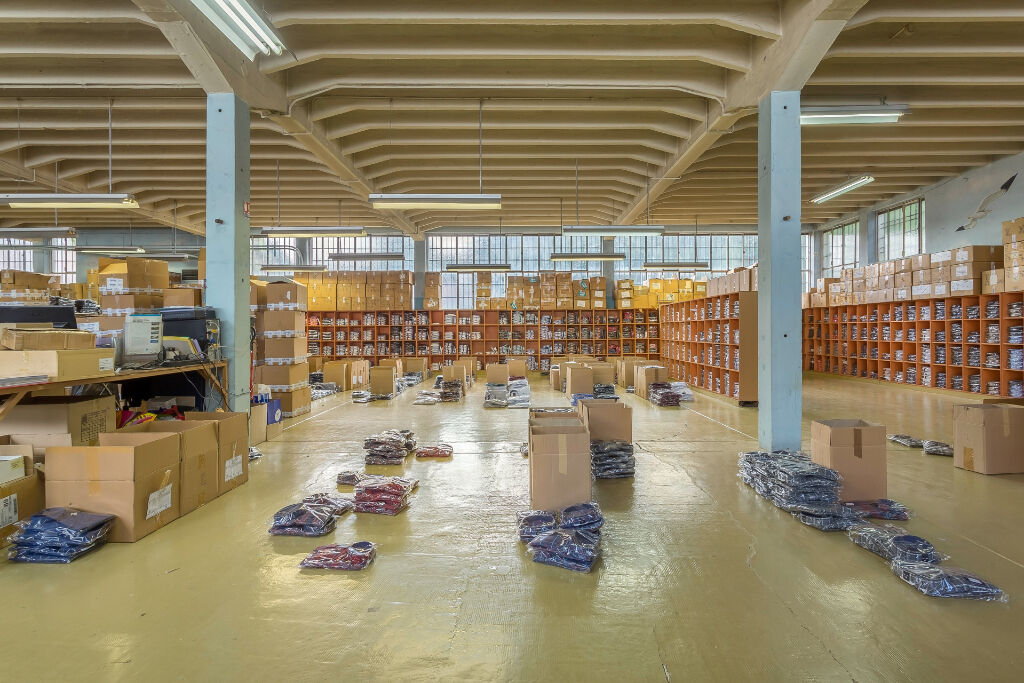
[86,451,101,496]
[963,446,975,471]
[266,302,307,311]
[558,433,567,475]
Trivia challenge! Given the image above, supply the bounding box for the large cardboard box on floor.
[810,419,887,501]
[585,361,616,386]
[579,400,632,442]
[507,359,527,377]
[564,365,594,397]
[442,364,467,393]
[370,366,397,396]
[46,432,181,543]
[548,366,561,390]
[185,412,249,494]
[634,365,670,401]
[379,358,403,376]
[273,386,312,415]
[322,360,352,391]
[486,363,510,384]
[617,358,647,388]
[122,420,219,515]
[455,358,476,384]
[952,403,1024,474]
[401,357,428,379]
[0,396,116,446]
[249,403,268,446]
[528,423,592,511]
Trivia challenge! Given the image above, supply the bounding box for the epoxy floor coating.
[2,374,1024,681]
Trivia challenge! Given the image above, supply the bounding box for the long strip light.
[811,176,875,204]
[0,226,76,238]
[561,225,664,237]
[327,252,406,261]
[190,0,286,59]
[445,263,512,273]
[549,252,626,262]
[146,253,196,262]
[260,264,326,273]
[74,246,146,255]
[2,193,139,209]
[252,226,367,238]
[642,261,709,270]
[370,194,502,210]
[800,105,907,125]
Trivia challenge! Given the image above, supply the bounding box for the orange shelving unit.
[802,292,1024,397]
[660,292,759,404]
[305,308,661,371]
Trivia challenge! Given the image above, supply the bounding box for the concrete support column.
[810,229,823,286]
[413,238,426,309]
[757,91,802,451]
[204,93,251,412]
[858,207,877,265]
[601,238,616,308]
[32,243,50,275]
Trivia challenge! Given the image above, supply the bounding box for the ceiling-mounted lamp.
[642,261,709,270]
[74,246,146,255]
[252,226,368,238]
[445,263,512,273]
[146,252,196,261]
[370,194,502,210]
[1,193,139,209]
[429,225,562,236]
[549,252,626,262]
[327,252,406,261]
[561,225,664,237]
[0,226,77,238]
[811,176,876,204]
[260,264,326,273]
[189,0,286,59]
[800,105,908,125]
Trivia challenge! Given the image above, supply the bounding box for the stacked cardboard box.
[1000,217,1024,292]
[323,358,370,391]
[424,272,442,310]
[94,257,170,329]
[255,280,311,418]
[528,411,591,510]
[291,270,415,311]
[0,270,59,307]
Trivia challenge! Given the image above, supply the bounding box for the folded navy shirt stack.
[523,502,605,572]
[738,450,856,531]
[7,508,115,564]
[591,441,635,479]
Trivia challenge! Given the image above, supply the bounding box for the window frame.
[877,197,924,262]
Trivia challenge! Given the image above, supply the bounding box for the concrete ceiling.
[0,0,1022,235]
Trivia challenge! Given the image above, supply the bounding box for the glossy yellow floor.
[2,374,1023,681]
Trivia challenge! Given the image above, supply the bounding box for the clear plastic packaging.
[517,510,556,542]
[841,499,911,521]
[507,378,531,408]
[413,390,441,405]
[848,523,944,563]
[353,475,419,515]
[887,434,923,448]
[738,450,843,517]
[527,529,601,572]
[268,501,338,536]
[484,383,509,408]
[302,493,354,516]
[248,446,264,461]
[337,471,367,486]
[363,429,416,465]
[440,380,463,402]
[922,440,953,456]
[891,560,1006,601]
[648,382,681,406]
[793,505,861,531]
[352,390,372,403]
[593,383,616,398]
[558,502,604,531]
[591,440,635,479]
[415,444,454,458]
[569,393,595,407]
[6,508,115,564]
[300,541,377,570]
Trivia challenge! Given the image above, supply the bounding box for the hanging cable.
[478,99,484,194]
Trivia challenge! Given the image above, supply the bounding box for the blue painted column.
[205,93,251,412]
[858,207,877,265]
[757,91,802,451]
[601,238,616,308]
[413,238,426,309]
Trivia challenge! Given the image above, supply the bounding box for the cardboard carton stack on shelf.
[293,270,414,312]
[0,269,60,307]
[996,217,1024,293]
[254,280,311,418]
[424,272,442,310]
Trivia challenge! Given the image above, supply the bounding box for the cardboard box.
[163,288,203,307]
[950,262,992,280]
[267,280,308,308]
[0,448,29,486]
[122,420,219,515]
[184,412,249,494]
[953,403,1024,474]
[322,360,353,391]
[579,400,631,442]
[911,253,931,270]
[952,245,1002,265]
[249,403,268,446]
[634,365,669,400]
[370,366,397,396]
[528,424,592,511]
[810,419,886,501]
[273,386,312,415]
[0,396,116,445]
[264,336,307,360]
[379,358,404,377]
[585,361,615,386]
[949,278,982,295]
[400,357,428,379]
[258,310,306,334]
[1006,266,1024,292]
[250,279,268,308]
[261,362,309,388]
[441,365,467,393]
[46,432,181,542]
[454,358,476,383]
[507,359,527,377]
[0,270,58,290]
[0,349,114,382]
[1,328,95,351]
[548,366,561,391]
[0,440,44,546]
[982,269,1004,294]
[486,363,510,384]
[564,365,594,397]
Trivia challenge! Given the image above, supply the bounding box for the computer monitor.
[0,305,77,329]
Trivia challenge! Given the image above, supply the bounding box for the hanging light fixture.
[445,263,512,273]
[550,252,625,262]
[74,246,146,255]
[2,193,139,209]
[800,105,908,125]
[327,252,405,261]
[253,226,367,238]
[260,264,326,273]
[0,227,76,238]
[562,225,664,237]
[148,199,195,260]
[811,176,875,204]
[189,0,287,59]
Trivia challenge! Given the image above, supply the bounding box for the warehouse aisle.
[1,376,1022,681]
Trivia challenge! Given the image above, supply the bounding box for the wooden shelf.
[801,292,1024,397]
[304,308,661,369]
[659,292,758,403]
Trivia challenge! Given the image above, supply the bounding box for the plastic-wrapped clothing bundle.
[888,434,923,448]
[891,560,1006,600]
[517,510,556,542]
[6,508,115,564]
[794,505,861,531]
[248,446,264,461]
[413,390,441,405]
[527,529,601,572]
[433,374,445,389]
[403,372,423,387]
[268,501,338,536]
[520,442,529,456]
[847,523,944,563]
[558,502,604,531]
[591,440,635,479]
[842,499,911,521]
[440,380,463,402]
[531,407,575,415]
[484,383,509,408]
[363,429,416,465]
[302,493,354,516]
[309,371,324,384]
[300,541,377,570]
[922,440,953,456]
[569,393,595,407]
[310,384,337,401]
[352,390,372,403]
[508,378,531,408]
[669,381,695,402]
[415,443,454,458]
[648,382,681,407]
[593,383,616,398]
[337,471,368,486]
[738,451,844,527]
[354,475,418,515]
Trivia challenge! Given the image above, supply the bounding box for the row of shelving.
[802,293,1024,397]
[659,292,759,403]
[304,308,662,369]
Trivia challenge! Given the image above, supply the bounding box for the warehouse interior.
[1,1,1023,680]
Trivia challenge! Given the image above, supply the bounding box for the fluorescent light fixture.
[445,263,512,273]
[800,105,908,125]
[146,253,196,261]
[0,226,76,238]
[253,226,367,238]
[429,225,562,236]
[190,0,286,59]
[811,176,876,204]
[561,225,664,237]
[1,193,139,209]
[549,252,626,262]
[370,194,502,210]
[260,264,326,273]
[75,246,146,255]
[642,261,710,270]
[327,252,406,261]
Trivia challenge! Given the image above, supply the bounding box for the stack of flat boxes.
[0,270,59,307]
[987,217,1024,293]
[91,257,170,335]
[256,281,311,418]
[295,270,415,312]
[474,272,492,309]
